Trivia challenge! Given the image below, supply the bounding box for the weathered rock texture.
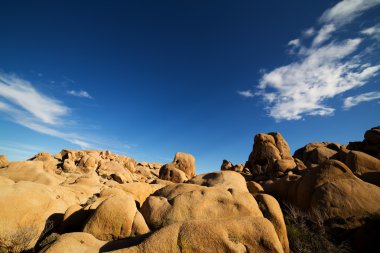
[265,159,380,226]
[110,217,284,253]
[246,132,296,177]
[159,152,196,183]
[7,126,380,252]
[140,182,262,229]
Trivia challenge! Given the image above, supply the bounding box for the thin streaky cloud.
[343,91,380,109]
[361,24,380,40]
[0,73,92,149]
[319,0,380,27]
[0,73,69,125]
[237,90,254,98]
[67,90,93,99]
[288,39,300,47]
[0,74,133,152]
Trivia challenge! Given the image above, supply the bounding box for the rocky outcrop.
[140,183,262,229]
[265,159,380,227]
[247,181,264,196]
[256,194,289,253]
[0,147,288,252]
[293,142,340,167]
[83,193,149,240]
[0,181,78,251]
[158,152,196,183]
[361,126,380,159]
[0,161,65,186]
[221,159,245,172]
[188,171,249,192]
[293,127,380,186]
[114,217,284,253]
[246,132,296,177]
[41,232,106,253]
[0,155,9,168]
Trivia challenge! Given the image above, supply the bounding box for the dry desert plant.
[0,222,39,253]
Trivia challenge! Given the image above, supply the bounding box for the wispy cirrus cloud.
[361,24,380,40]
[0,72,92,148]
[319,0,380,27]
[0,74,69,125]
[237,90,254,98]
[253,0,380,121]
[67,89,93,99]
[343,91,380,109]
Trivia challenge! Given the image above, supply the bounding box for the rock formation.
[158,152,196,183]
[1,125,380,252]
[246,132,296,177]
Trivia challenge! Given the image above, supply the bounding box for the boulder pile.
[0,125,379,252]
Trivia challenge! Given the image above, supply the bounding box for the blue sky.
[0,0,379,173]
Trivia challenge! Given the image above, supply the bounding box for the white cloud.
[312,24,336,47]
[320,0,380,27]
[361,24,380,40]
[0,73,69,125]
[343,91,380,109]
[67,90,93,99]
[259,39,380,120]
[0,73,92,148]
[288,39,300,47]
[237,90,254,98]
[303,27,316,37]
[253,0,380,121]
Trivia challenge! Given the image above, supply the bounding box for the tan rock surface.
[83,194,149,240]
[266,160,380,223]
[247,132,296,176]
[159,152,195,183]
[41,232,107,253]
[247,181,264,196]
[256,193,289,253]
[115,182,164,207]
[188,171,249,192]
[158,164,188,183]
[140,183,262,229]
[110,217,284,253]
[0,161,65,186]
[0,154,9,168]
[0,181,78,250]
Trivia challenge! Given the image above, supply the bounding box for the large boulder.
[83,193,149,240]
[247,181,264,196]
[293,142,340,167]
[0,181,77,251]
[97,161,134,183]
[362,126,380,159]
[256,194,289,253]
[266,160,380,226]
[41,232,106,253]
[0,161,65,186]
[30,152,60,172]
[188,171,249,192]
[140,183,262,230]
[339,148,380,186]
[114,182,164,207]
[159,152,195,183]
[220,160,245,172]
[158,164,188,183]
[113,217,284,253]
[0,154,9,168]
[247,132,296,177]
